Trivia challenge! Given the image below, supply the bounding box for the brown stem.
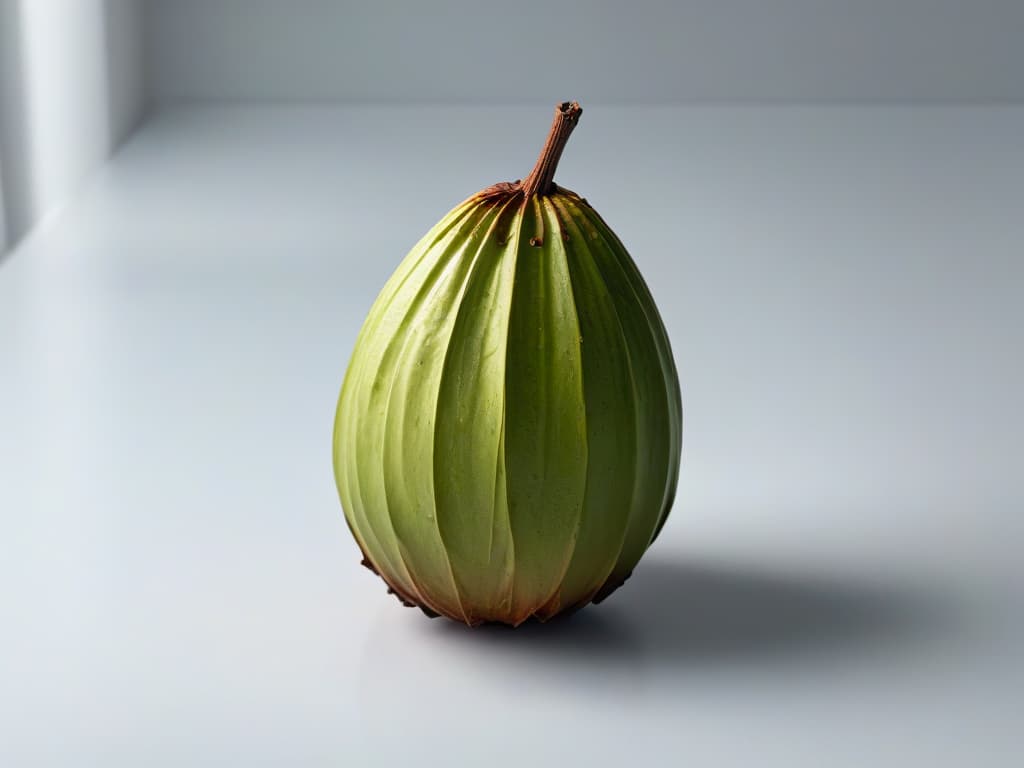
[520,101,582,197]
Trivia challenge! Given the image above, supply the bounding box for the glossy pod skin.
[333,103,682,626]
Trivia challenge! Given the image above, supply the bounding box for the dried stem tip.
[520,101,582,197]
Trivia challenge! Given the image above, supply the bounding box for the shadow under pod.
[426,557,958,667]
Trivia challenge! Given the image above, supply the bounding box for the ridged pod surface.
[333,103,681,626]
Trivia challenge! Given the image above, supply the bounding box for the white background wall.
[3,0,1023,251]
[0,0,147,250]
[148,0,1024,105]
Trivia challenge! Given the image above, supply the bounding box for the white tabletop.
[1,105,1021,767]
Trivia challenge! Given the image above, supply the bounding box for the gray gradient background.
[2,3,1024,767]
[149,0,1024,103]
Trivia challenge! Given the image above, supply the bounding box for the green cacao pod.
[333,102,681,626]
